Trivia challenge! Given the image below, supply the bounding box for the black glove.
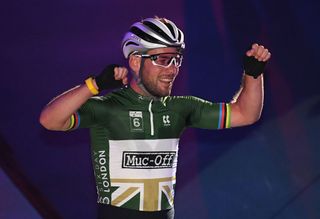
[243,55,267,79]
[95,64,123,90]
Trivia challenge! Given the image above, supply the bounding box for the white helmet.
[122,17,185,58]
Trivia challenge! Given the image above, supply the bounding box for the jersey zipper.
[148,100,154,136]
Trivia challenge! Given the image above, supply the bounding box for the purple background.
[1,0,320,218]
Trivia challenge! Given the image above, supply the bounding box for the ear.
[129,55,140,77]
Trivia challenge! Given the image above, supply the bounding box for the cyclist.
[40,16,271,219]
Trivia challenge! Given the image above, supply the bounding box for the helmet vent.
[130,26,168,46]
[143,21,176,43]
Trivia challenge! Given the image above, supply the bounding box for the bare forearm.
[229,43,270,127]
[231,74,264,127]
[39,84,93,130]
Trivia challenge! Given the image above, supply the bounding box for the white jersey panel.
[109,138,179,179]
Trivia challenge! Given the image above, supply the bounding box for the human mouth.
[159,78,173,83]
[159,76,175,84]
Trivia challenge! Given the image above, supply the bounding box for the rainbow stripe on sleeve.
[66,112,80,131]
[218,103,231,129]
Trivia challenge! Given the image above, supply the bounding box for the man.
[40,17,271,219]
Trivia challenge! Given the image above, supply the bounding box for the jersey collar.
[125,85,168,102]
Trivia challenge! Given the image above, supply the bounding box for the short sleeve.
[67,96,109,130]
[182,96,231,129]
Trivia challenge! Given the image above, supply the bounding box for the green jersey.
[68,86,231,212]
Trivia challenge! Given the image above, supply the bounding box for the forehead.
[147,47,180,55]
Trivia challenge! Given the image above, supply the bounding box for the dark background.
[1,0,319,218]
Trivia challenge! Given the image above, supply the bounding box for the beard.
[141,74,172,97]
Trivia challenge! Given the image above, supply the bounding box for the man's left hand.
[246,43,271,62]
[243,43,271,78]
